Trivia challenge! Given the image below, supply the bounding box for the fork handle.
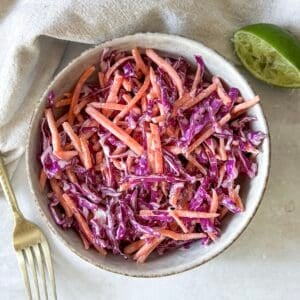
[0,156,24,220]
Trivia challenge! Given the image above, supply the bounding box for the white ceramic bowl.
[26,33,270,277]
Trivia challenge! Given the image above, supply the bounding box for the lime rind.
[234,31,300,88]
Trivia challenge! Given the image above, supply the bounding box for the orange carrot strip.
[231,96,260,118]
[210,189,219,222]
[122,78,132,92]
[165,145,181,155]
[105,56,134,82]
[65,168,78,183]
[89,102,126,111]
[114,75,150,123]
[98,72,105,88]
[139,210,219,218]
[106,72,123,104]
[133,237,165,263]
[126,155,135,172]
[49,178,73,218]
[219,138,227,161]
[64,143,74,150]
[181,83,217,111]
[149,67,161,98]
[54,150,78,161]
[146,49,183,98]
[169,211,188,233]
[45,108,62,152]
[174,210,219,219]
[62,193,107,255]
[132,47,148,75]
[122,93,132,103]
[150,123,163,174]
[80,137,92,170]
[152,115,166,123]
[184,154,207,175]
[233,185,244,212]
[39,169,47,191]
[190,64,202,96]
[217,163,226,187]
[124,240,146,255]
[55,98,71,108]
[187,113,231,154]
[141,96,147,112]
[74,99,90,115]
[95,151,103,165]
[169,186,182,208]
[78,230,90,250]
[220,207,229,220]
[112,159,124,170]
[146,132,155,172]
[86,106,144,155]
[62,122,81,152]
[212,76,231,105]
[158,229,206,241]
[55,113,68,127]
[68,65,95,125]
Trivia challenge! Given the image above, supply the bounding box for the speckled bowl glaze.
[26,33,270,277]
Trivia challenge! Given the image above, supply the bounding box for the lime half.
[234,23,300,87]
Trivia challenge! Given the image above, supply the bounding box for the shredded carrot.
[114,75,150,123]
[122,93,132,103]
[55,98,71,108]
[181,83,217,111]
[169,210,188,233]
[45,109,62,152]
[98,72,105,88]
[187,113,231,154]
[233,185,244,212]
[190,64,202,96]
[146,132,155,172]
[217,163,226,187]
[132,47,148,75]
[74,99,91,115]
[149,67,161,98]
[106,72,123,104]
[126,155,135,172]
[141,96,147,112]
[122,78,132,92]
[152,115,166,124]
[80,137,92,170]
[62,122,81,152]
[105,56,134,82]
[65,168,78,183]
[220,207,229,220]
[39,169,47,191]
[212,76,231,105]
[139,209,219,219]
[67,65,95,125]
[184,154,207,175]
[62,193,107,255]
[54,150,78,161]
[89,102,126,111]
[78,230,90,250]
[146,49,183,98]
[231,96,260,118]
[210,189,219,222]
[169,185,182,208]
[158,229,206,241]
[86,106,144,155]
[150,123,163,174]
[165,145,182,155]
[133,237,165,263]
[218,138,227,161]
[124,239,146,255]
[49,178,73,218]
[95,151,103,164]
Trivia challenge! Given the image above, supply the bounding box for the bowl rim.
[25,32,270,278]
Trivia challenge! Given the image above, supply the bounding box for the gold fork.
[0,156,57,300]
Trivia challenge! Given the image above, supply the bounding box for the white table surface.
[1,43,300,300]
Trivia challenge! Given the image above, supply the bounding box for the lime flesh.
[234,23,300,88]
